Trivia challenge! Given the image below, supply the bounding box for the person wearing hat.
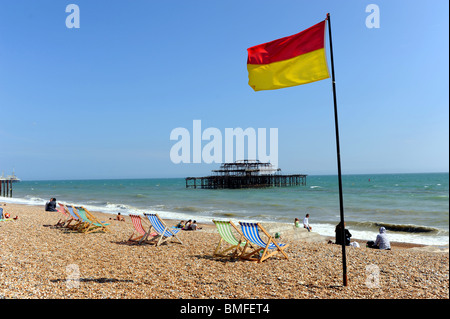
[367,226,391,250]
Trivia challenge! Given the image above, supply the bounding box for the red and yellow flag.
[247,20,329,91]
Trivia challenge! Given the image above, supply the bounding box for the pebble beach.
[0,203,448,300]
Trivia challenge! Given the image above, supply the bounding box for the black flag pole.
[326,13,348,286]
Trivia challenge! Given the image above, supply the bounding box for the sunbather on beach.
[190,220,202,230]
[176,220,185,228]
[182,219,202,230]
[45,198,58,212]
[335,222,351,246]
[183,219,192,230]
[367,227,391,250]
[110,212,125,221]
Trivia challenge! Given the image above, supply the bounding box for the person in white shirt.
[367,227,391,250]
[303,214,312,232]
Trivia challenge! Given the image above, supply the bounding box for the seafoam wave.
[346,220,445,234]
[6,173,449,246]
[174,206,204,213]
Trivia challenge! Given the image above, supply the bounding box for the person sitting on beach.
[182,220,202,230]
[294,218,301,228]
[367,227,391,250]
[45,198,58,212]
[182,220,192,230]
[176,220,185,228]
[335,222,351,246]
[303,214,312,231]
[110,212,125,222]
[189,220,202,230]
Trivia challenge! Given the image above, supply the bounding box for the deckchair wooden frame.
[143,213,183,246]
[72,206,92,232]
[65,205,95,232]
[55,203,71,227]
[65,205,85,230]
[212,220,250,259]
[75,206,111,234]
[239,222,289,263]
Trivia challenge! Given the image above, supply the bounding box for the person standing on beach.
[303,214,312,231]
[45,198,58,212]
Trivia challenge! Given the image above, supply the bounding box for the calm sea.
[3,173,448,246]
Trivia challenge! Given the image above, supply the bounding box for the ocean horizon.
[2,172,448,246]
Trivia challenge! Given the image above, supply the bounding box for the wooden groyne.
[185,160,307,189]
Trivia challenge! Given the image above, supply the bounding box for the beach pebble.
[0,203,448,299]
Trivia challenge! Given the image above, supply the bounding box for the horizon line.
[14,171,449,182]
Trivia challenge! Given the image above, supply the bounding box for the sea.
[2,172,448,246]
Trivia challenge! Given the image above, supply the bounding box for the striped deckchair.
[75,206,111,234]
[55,203,71,227]
[239,222,289,263]
[128,214,156,244]
[212,220,249,258]
[143,213,183,246]
[65,205,84,230]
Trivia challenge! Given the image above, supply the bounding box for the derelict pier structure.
[185,160,307,189]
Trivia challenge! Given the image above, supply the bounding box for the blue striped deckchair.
[143,213,183,246]
[212,220,250,258]
[65,205,84,230]
[75,206,111,234]
[239,222,289,263]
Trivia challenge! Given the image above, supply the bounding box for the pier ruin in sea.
[185,160,307,189]
[0,171,20,197]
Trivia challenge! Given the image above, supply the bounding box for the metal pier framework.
[185,160,307,189]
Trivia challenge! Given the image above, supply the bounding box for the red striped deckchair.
[128,214,147,244]
[128,214,157,244]
[55,203,71,227]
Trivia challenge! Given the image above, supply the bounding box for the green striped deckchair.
[65,205,85,230]
[212,220,250,258]
[75,206,111,234]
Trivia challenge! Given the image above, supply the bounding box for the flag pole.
[326,12,348,287]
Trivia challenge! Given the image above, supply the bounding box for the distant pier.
[0,172,20,197]
[186,160,307,189]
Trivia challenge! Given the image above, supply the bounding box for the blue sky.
[0,0,448,180]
